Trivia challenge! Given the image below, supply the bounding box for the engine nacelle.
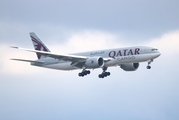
[85,57,104,69]
[120,63,139,71]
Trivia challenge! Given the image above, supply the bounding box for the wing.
[11,46,113,68]
[10,46,87,62]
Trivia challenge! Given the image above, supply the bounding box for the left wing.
[11,46,112,68]
[11,46,87,62]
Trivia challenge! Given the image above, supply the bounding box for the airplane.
[11,32,161,78]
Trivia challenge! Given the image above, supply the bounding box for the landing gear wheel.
[107,72,110,76]
[78,70,90,77]
[78,73,81,76]
[98,67,111,78]
[103,72,108,77]
[147,66,151,69]
[98,74,102,78]
[98,72,110,78]
[87,70,90,74]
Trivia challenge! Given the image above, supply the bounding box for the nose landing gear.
[147,59,153,69]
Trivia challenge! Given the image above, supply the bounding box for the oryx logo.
[31,36,48,51]
[31,36,48,59]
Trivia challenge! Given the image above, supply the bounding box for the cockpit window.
[151,49,158,51]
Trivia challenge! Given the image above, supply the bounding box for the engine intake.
[85,57,104,69]
[120,63,139,71]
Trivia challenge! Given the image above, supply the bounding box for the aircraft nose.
[158,50,161,56]
[155,51,161,58]
[158,52,161,56]
[151,51,161,59]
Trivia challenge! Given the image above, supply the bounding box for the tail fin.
[30,32,50,59]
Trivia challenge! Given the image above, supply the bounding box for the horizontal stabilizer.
[10,58,45,64]
[10,46,19,49]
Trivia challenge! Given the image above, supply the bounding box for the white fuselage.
[31,46,161,70]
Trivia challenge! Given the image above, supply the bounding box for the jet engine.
[120,63,139,71]
[85,57,104,68]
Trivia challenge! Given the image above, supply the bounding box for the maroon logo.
[31,36,48,59]
[31,36,48,52]
[109,48,140,58]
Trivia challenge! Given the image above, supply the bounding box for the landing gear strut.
[78,69,90,77]
[147,59,153,69]
[98,67,110,78]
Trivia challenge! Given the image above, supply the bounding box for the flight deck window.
[151,49,158,51]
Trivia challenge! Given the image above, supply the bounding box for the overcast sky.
[0,0,179,120]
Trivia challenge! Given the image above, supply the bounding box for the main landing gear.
[98,67,110,78]
[78,69,90,77]
[147,59,153,69]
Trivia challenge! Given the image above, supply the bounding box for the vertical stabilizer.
[30,32,50,59]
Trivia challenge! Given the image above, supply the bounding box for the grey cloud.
[0,0,179,120]
[0,55,179,120]
[0,0,179,41]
